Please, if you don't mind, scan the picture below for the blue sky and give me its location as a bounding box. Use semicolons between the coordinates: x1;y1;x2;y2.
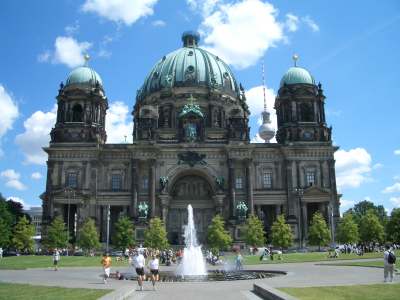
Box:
0;0;399;214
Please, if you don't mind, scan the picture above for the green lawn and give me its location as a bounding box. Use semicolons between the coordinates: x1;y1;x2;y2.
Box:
280;283;400;300
0;282;111;300
230;251;398;265
0;255;129;270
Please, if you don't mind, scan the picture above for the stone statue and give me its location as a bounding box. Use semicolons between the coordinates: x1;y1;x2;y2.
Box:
159;176;169;192
215;176;224;190
184;122;197;142
138;202;149;219
236;201;248;221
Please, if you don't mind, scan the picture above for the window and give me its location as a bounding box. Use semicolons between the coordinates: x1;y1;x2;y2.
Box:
306;171;315;186
235;177;243;189
263;171;272;189
72;104;83;122
66;172;78;188
142;177;149;190
111;174;122;191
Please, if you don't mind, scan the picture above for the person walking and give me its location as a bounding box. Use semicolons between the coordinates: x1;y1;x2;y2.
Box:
384;245;396;282
148;254;159;291
132;250;146;291
53;248;60;271
235;251;243;271
0;247;3;259
101;253;112;284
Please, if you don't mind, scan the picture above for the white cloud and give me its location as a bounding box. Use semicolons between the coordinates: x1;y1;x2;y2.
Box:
1;169;27;191
15;105;57;165
82;0;159;26
245;85;277;143
39;37;92;68
372;163;383;169
106;101;133;143
37;51;51;63
390;197;400;207
187;0;220;16
334;148;372;189
31;172;42;180
340;199;355;208
394;149;400;155
382;182;400;194
53;36;92;68
0;85;19;154
65;21;80;36
151;19;166;27
200;0;284;69
285;13;299;32
302;16;319;32
6;196;32;210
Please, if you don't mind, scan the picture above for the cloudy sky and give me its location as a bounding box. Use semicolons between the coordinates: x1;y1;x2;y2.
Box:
0;0;399;213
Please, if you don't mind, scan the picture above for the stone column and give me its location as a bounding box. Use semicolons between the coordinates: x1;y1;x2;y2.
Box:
275;204;282;217
130;159;138;218
245;159;254;214
228;159;236;217
149;160;156;218
160;195;170;225
301;202;308;242
213;194;225;215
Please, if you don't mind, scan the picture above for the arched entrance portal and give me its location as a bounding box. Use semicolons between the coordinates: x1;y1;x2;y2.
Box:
167;175;215;245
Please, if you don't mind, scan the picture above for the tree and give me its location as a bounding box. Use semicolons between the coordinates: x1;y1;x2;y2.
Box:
270;214;293;249
345;200;387;226
336;213;359;245
11;215;35;253
308;212;331;251
144;217;169;249
113;216;135;250
77;218;100;254
6;199;31;224
386;208;400;244
359;209;384;244
43;216;69;250
244;214;266;247
207;214;232;253
0;196;13;247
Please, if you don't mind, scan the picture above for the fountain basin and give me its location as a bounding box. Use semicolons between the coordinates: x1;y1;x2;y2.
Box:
121;270;286;282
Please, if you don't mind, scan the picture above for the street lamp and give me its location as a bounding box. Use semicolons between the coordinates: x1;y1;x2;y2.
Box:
294;188;304;249
328;203;335;247
64;187;75;256
106;205;110;253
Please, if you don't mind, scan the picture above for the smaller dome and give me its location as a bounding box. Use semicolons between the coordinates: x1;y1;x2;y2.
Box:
65;66;103;87
280;67;315;87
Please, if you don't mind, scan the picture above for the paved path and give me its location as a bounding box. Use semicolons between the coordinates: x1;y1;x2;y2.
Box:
0;259;396;300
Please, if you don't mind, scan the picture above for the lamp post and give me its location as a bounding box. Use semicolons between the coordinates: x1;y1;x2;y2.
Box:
106;205;110;253
294;188;304;249
328;203;335;247
64;187;75;256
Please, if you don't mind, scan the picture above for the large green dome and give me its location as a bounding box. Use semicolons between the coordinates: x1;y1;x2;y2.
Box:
280;66;315;87
65;66;103;87
137;32;239;100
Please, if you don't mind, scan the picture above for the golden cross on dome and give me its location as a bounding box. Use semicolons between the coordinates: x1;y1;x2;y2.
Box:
292;54;299;67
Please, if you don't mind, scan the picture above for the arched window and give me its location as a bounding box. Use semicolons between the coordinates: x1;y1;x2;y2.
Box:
300;103;314;122
72;104;83;122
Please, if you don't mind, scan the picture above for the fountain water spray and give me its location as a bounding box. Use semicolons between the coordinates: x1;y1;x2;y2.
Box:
177;204;207;276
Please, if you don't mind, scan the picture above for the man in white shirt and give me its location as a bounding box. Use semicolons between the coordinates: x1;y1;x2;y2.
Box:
132;250;146;291
148;254;159;291
53;248;60;271
383;245;396;282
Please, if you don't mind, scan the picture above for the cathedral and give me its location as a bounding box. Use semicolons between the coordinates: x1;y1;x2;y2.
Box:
41;31;340;247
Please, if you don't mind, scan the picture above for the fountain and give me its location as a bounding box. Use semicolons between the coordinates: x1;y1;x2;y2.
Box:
177;204;207;276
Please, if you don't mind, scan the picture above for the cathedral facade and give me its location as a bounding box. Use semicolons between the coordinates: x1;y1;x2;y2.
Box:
41;32;340;246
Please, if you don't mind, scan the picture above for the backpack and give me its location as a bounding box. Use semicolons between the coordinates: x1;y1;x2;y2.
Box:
388;251;396;264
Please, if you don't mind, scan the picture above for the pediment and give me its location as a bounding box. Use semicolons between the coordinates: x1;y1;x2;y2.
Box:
303;185;330;196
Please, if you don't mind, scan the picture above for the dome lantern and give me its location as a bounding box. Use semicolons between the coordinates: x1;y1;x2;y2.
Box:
182;31;200;47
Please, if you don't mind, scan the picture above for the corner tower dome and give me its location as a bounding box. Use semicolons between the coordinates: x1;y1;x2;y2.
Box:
65;56;103;88
280;54;315;87
137;31;240;101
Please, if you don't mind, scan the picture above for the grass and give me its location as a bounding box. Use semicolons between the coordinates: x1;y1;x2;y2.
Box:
231;251;399;265
279;283;400;300
0;255;130;270
0;282;111;300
